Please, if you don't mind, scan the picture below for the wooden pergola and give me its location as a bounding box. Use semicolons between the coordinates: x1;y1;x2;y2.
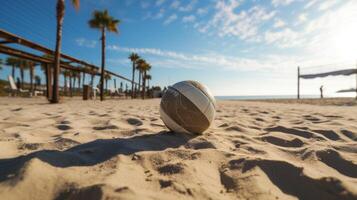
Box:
0;29;139;98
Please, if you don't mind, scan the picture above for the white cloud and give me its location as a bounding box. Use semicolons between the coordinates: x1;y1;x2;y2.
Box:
155;0;165;7
209;1;276;41
182;15;196;23
197;7;209;16
107;45;306;72
178;0;197;12
163;14;178;25
264;28;303;48
75;38;97;48
170;0;180;9
304;0;319;9
318;0;338;11
271;0;295;7
273;18;286;28
297;13;308;24
140;1;150;9
153;8;165;19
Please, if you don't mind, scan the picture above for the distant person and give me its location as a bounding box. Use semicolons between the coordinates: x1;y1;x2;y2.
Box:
320;85;324;99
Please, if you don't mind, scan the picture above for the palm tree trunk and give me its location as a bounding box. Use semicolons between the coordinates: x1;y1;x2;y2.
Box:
12;65;15;78
138;71;141;98
90;74;94;88
69;76;73;97
64;75;67;95
131;62;135;99
82;72;86;85
44;64;49;98
51;0;65;103
20;68;24;89
73;76;77;95
78;74;81;90
100;27;106;101
46;64;52;99
30;67;34;93
142;71;146;99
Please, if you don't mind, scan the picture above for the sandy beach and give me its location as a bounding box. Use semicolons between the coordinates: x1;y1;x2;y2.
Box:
0;97;356;200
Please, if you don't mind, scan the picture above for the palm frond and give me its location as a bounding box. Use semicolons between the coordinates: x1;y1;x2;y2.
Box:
71;0;80;10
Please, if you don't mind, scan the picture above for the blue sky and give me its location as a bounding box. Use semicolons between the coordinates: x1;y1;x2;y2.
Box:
0;0;356;96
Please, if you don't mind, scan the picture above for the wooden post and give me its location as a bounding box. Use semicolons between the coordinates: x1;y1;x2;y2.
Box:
297;66;300;99
47;64;52;100
355;61;357;100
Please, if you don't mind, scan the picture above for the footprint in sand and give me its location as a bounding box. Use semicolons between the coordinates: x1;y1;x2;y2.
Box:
225;125;245;132
312;129;341;141
316;149;357;178
126;118;143;126
340;129;357;141
18;143;41;150
53;137;80;150
219;169;237;192
55;184;103;200
218;123;229;128
228;158;357;199
157;163;184;175
255;117;265;122
56;120;72;131
260;136;304;148
11;107;23;112
93;124;118;130
159;179;172;188
185;137;216;150
265;126;313;139
57;124;72;131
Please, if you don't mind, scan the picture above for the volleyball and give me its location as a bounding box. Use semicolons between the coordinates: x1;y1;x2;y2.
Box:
160;80;216;134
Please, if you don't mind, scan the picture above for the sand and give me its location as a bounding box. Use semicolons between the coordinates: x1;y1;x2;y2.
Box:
0;97;356;200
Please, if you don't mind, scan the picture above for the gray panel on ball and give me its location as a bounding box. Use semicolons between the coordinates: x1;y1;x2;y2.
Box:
172;81;215;123
185;80;216;108
160;86;210;134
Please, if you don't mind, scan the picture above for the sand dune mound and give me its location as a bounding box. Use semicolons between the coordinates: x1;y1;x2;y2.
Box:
0;98;356;200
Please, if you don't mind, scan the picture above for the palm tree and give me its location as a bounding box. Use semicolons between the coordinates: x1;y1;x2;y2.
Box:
90;67;98;88
18;59;28;89
0;58;3;74
136;58;145;98
76;70;82;90
104;73;111;91
28;61;36;93
6;57;18;78
61;69;70;95
71;71;80;96
82;65;90;85
129;53;139;98
34;75;41;91
41;54;54;99
51;0;80;103
69;71;73;97
141;63;151;99
145;74;152;89
88;9;120;101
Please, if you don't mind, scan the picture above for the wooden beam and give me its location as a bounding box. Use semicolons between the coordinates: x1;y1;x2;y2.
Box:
0;44;84;73
0;40;14;44
0;29;140;86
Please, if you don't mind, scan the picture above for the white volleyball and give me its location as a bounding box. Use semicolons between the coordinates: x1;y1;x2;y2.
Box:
160;80;216;134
